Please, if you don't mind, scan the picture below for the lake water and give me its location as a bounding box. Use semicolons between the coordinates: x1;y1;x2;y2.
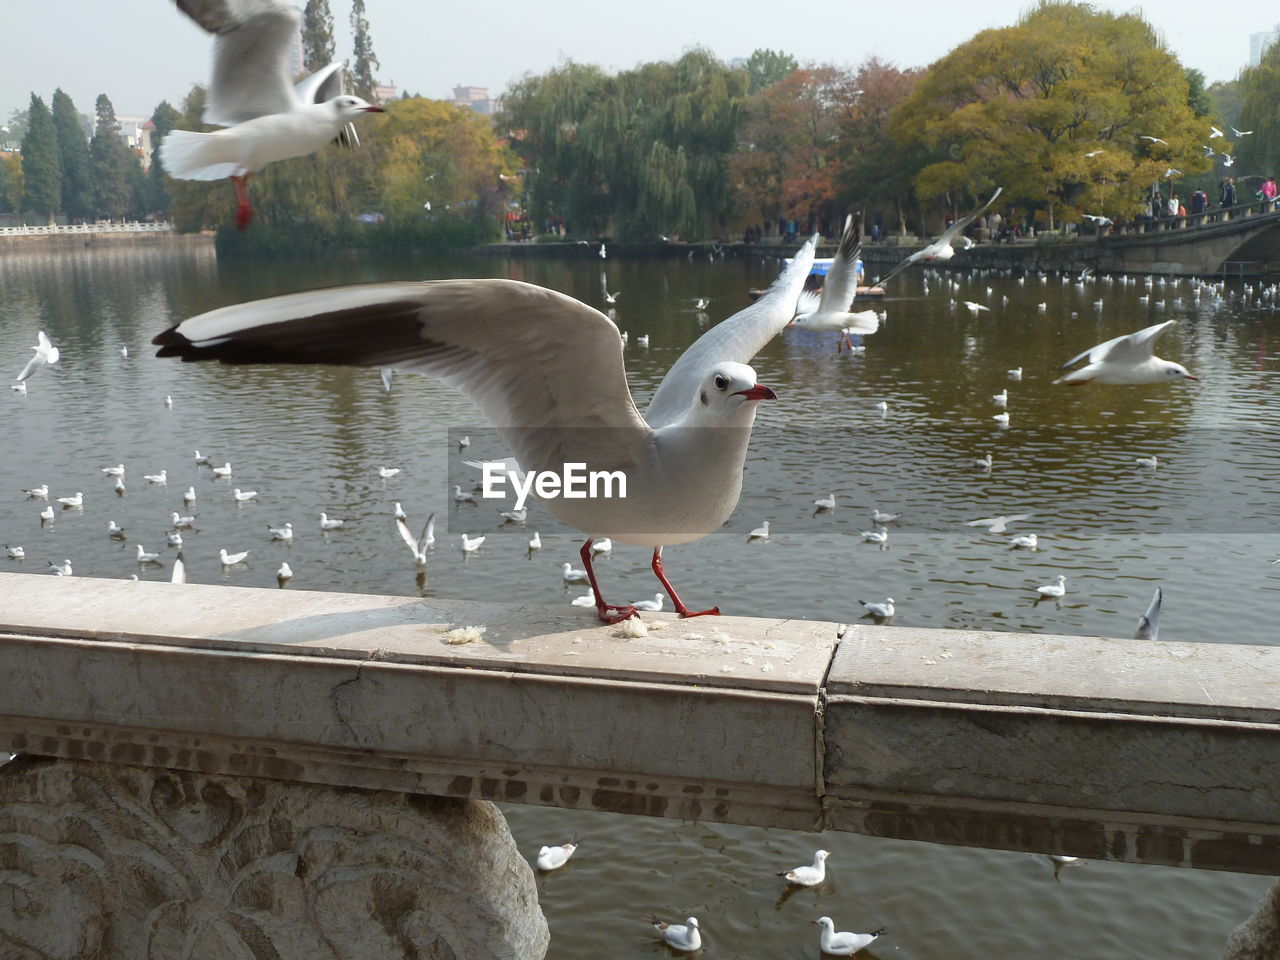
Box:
1;242;1276;957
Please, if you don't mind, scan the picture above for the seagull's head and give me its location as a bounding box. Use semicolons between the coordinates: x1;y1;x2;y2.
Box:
813;917;834;927
816;849;831;860
1162;361;1197;381
685;918;699;929
695;362;776;422
331;95;384;118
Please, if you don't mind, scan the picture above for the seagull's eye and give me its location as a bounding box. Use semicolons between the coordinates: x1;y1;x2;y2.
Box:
714;375;728;391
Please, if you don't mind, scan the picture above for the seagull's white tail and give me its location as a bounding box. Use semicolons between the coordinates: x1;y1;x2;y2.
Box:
158;130;240;181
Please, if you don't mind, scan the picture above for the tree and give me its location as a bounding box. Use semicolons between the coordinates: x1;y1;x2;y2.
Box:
1185;68;1212;117
1240;44;1280;176
0;153;23;214
301;0;336;73
1207;79;1243;138
20;94;59;224
744;48;798;93
143;100;183;215
51;89;93;220
89;93;137;219
349;0;380;101
888;2;1212;228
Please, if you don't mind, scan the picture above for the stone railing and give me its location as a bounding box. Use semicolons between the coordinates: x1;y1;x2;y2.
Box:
0;221;173;237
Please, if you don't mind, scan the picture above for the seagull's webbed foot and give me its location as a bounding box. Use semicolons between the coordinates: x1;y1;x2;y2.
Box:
231;175;253;231
650;547;721;619
596;603;639;624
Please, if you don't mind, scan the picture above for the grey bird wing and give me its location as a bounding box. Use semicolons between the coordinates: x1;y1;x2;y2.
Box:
936;186;1004;247
817;215;863;315
176;0;301;125
295;62;359;147
1062;320;1175;368
154;280;653;476
1134;587;1162;641
645;234;817;427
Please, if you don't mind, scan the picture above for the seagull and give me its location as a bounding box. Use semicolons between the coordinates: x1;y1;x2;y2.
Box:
648;916;700;953
460;533;485;553
874;400;888;414
500;506;527;524
569;591;595;606
860;598;895;618
967;514;1031;533
779;849;830;886
528;531;542;551
164;395;174;409
632;593;664;612
378;466;402;479
171;511;196;528
1082;214;1113;227
1083;150;1104;158
22;484;48;499
101;464;125;477
1037;574;1067;598
11;382;25;394
561;562;589;584
107;520;126;539
212;462;233;477
992;412;1010;426
813;918;886;957
183;486;197;504
635;333;650;348
171;552;186;583
600;272;620;304
39;505;55;522
453;484;475;504
48;559;73;577
1164;168;1182;178
166;531;183;547
1009;533;1038;550
232;488;258;502
813;494;837;512
268;521;293;540
220;548;250;566
1202;144;1216;157
194;450;211;465
16;331;60;382
1221;153;1234;168
277;560;293;585
153;234;821;623
973;453;993;469
1209;126;1224;139
861;527;888;544
159;0;383;229
871;508;898;523
319;512;345;530
112;475;125;493
788;215;874;350
1007;367;1022;380
748;520;771;542
878;188;1003;286
962;301;990;314
135;544;161;564
1139;135;1169;145
536;839;579;871
693;297;710;310
992;389;1008;407
143;469;168;485
56;492;84;508
393;502;408;520
396;512;435;566
590;537;612;556
120;345;129;358
1135;455;1159;468
458;435;470;450
1135;587;1162;641
5;546;25;559
598;243;606;260
1054;320;1196;385
1232;127;1253;137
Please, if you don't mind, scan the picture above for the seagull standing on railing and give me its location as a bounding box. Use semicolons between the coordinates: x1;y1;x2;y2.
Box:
159;0;384;230
155;238;817;623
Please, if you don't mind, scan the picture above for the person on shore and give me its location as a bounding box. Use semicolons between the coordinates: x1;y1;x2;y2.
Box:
1220;178;1237;220
1262;176;1278;212
1190;188;1207;225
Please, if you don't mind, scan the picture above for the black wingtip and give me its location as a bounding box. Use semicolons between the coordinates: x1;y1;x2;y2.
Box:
152;324;203;360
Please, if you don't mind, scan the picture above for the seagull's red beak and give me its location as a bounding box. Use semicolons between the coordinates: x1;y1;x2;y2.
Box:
362;106;385;113
734;384;777;401
1185;373;1199;380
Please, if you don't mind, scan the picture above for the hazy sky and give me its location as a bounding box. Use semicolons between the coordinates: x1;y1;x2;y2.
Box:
2;0;1272;121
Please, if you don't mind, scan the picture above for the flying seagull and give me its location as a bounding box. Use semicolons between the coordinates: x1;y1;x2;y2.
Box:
1135;587;1162;641
877;188;1003;287
16;331;60;382
1209;126;1224;139
1054;320;1197;385
1139;135;1168;145
1232;127;1253;137
154;236;820;623
160;0;384;229
788;214;873;350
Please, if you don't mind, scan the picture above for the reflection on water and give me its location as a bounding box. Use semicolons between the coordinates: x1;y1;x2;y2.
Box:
1;243;1276;957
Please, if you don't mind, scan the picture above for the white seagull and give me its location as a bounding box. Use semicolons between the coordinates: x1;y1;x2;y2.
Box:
171;511;197;528
194;450;211;465
648;916;700;953
877;188;1003;286
860;598;895;618
813;917;886;957
136;544;161;564
220;547;250;566
813;494;837;512
153;234;821;623
973;453;993;469
16;331;60;382
1209;126;1224;139
1232;127;1253;137
183;486;197;504
561;562;589;584
460;533;485;553
107;520;126;539
268;521;293;540
23;484;49;499
779;849;830;886
5;546;25;559
49;559;73;577
56;492;84;508
861;527;889;544
1037;574;1068;598
159;0;383;229
1009;533;1038;550
1135;587;1162;641
232;488;258;502
528;531;542;551
1007;367;1023;380
1135;455;1159;468
600;272;620;304
871;508;899;523
1054;320;1196;385
748;520;771;541
396;512;435;566
166;531;183;547
319;512;345;530
590;537;612;556
212;462;233;477
535;839;578;871
143;469;168;485
39;505;55;522
379;466;402;479
277;560;293;585
992;389;1008;407
1139;135;1169;145
632;593;664;612
101;464;125;477
788;215;874;350
967;514;1030;533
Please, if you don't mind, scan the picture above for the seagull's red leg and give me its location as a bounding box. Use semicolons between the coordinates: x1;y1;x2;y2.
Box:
232;174;253;231
651;546;720;618
581;539;637;624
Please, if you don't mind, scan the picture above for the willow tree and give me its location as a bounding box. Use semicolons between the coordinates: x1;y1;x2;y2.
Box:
889;2;1211;227
499;49;746;239
1240;44;1280;176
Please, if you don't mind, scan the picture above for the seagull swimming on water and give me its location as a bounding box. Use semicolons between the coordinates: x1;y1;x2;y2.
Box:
1055;320;1196;385
159;0;384;229
779;849;830;886
535;839;578;871
813;917;886;957
153;234;821;624
648;916;700;952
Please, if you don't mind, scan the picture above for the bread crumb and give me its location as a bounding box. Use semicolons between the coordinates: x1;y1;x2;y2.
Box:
620;616;648;638
443;625;486;645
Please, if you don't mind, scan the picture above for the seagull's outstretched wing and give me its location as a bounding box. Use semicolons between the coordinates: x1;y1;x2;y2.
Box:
15;352;44;382
937;186;1003;247
1060;320;1175;369
645;235;817;427
154;279;652;474
1135;587;1162;641
176;0;300;125
295;61;360;148
818;215;862;315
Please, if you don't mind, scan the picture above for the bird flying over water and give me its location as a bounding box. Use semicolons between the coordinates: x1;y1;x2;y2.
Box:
877;188;1003;287
16;331;59;382
789;215;873;350
1054;320;1196;385
160;0;384;229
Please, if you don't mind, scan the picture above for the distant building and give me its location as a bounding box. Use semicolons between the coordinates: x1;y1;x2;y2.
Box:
450;86;497;116
374;83;399;104
1250;25;1280;65
116;116;155;169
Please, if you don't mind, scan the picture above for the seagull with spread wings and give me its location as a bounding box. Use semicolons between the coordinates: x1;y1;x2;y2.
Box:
159;0;384;229
876;188;1002;287
787;215;873;350
1054;320;1197;385
156;237;819;623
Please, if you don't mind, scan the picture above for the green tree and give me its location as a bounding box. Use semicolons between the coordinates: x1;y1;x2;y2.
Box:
889;2;1211;228
301;0;336;72
349;0;380;101
1240;44;1280;175
1207;79;1243;137
20;94;60;224
0;153;22;214
143;100;183;215
51;89;93;220
744;48;798;93
1185;69;1212;117
89;93;137;219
